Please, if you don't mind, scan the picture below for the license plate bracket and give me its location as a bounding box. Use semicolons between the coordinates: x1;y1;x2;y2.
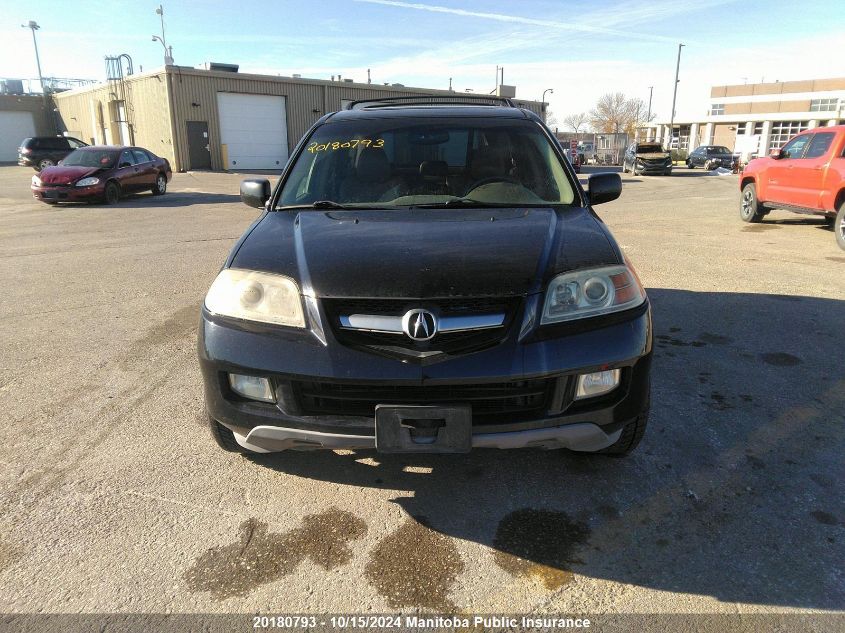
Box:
375;405;471;453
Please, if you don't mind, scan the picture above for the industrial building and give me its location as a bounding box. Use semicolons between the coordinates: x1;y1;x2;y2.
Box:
645;76;845;156
1;65;541;171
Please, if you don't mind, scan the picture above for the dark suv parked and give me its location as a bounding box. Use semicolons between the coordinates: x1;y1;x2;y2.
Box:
18;136;88;171
687;145;737;170
198;96;653;457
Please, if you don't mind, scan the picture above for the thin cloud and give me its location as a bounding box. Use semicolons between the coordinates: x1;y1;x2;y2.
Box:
355;0;683;43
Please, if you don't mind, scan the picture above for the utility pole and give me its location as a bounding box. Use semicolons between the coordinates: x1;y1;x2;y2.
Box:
646;86;653;121
668;43;684;149
21;21;45;101
152;5;173;65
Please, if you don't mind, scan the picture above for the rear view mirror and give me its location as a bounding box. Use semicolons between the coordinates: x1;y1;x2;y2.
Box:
587;172;622;206
769;148;784;159
240;178;271;209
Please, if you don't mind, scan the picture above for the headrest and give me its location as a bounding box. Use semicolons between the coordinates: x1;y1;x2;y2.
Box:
355;149;390;181
419;160;449;179
469;146;510;180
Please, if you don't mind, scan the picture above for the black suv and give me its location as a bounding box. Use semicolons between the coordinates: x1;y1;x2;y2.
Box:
198;96;652;457
686;145;737;170
18;136;88;171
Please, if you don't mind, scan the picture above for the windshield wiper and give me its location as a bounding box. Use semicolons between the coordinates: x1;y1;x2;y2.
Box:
276;200;400;211
411;198;506;208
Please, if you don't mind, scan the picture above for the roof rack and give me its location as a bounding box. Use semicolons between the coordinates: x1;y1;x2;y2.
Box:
346;94;517;110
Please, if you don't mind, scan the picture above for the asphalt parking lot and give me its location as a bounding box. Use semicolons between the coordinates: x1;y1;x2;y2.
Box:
0;164;842;622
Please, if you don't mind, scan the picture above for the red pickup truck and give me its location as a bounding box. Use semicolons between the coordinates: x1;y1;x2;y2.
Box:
739;125;845;250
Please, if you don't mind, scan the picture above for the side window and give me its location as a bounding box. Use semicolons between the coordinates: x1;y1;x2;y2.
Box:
68;138;85;149
780;135;810;159
118;150;136;167
804;133;835;159
132;149;151;164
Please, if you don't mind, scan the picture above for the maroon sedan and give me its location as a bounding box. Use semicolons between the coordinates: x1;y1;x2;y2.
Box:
31;146;171;204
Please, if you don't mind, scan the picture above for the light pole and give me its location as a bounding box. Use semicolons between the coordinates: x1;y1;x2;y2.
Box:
668;43;684;149
21;21;45;98
152;5;173;65
542;88;553;122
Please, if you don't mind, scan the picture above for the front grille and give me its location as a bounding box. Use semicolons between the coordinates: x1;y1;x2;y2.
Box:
292;378;554;425
322;297;521;359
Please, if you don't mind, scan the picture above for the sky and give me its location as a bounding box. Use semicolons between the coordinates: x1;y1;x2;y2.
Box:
2;0;845;127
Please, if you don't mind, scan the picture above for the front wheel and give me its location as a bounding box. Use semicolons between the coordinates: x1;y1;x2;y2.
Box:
208;416;252;454
37;158;55;171
740;183;765;223
835;202;845;251
152;173;167;195
103;181;120;205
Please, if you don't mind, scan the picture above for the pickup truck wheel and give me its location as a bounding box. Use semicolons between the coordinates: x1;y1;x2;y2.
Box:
836;203;845;251
740;183;765;223
208;415;253;454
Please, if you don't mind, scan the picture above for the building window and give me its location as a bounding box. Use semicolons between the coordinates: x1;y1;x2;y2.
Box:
769;121;809;150
710;104;725;115
753;122;763;135
809;98;839;112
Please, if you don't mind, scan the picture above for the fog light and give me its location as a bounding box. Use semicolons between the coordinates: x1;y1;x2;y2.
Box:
228;373;274;402
575;369;621;399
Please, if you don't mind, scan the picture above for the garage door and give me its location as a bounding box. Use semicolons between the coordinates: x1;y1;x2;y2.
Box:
0;111;36;162
216;93;288;170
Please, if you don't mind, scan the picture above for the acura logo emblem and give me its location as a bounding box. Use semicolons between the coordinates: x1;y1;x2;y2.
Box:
402;309;437;341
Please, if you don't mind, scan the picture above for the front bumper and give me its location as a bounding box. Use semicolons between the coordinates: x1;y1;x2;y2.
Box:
199;299;652;452
635;161;672;174
31;184;104;203
18;157;35;167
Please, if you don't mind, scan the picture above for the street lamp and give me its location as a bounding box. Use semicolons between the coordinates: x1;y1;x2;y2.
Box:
668;43;684;149
152;5;174;65
542;88;553;122
21;20;45;97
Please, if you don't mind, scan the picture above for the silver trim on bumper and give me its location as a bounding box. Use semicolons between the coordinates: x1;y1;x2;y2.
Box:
231;422;621;453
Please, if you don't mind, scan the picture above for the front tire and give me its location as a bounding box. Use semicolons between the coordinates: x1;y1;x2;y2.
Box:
574;392;650;457
152;173;167;195
835;202;845;251
103;181;120;205
38;159;55;171
208;416;252;454
740;183;765;223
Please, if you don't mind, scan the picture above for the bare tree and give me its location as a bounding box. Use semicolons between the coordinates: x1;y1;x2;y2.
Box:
589;92;631;134
563;112;589;135
589;93;657;136
544;109;558;128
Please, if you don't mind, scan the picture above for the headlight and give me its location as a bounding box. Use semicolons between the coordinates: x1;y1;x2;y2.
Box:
75;177;100;187
31;175;41;187
541;265;645;324
204;268;305;327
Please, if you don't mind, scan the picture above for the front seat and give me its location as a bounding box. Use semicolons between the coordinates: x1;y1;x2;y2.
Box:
339;149;395;203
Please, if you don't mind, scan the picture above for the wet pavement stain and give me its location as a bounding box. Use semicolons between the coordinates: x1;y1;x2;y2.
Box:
745;455;766;470
810;511;838;526
0;540;23;573
365;516;464;611
493;509;591;590
760;352;802;367
184;508;367;600
698;332;734;345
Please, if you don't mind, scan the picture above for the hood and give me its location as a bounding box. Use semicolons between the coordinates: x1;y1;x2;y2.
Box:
636;151;671;160
231;207;620;298
38;166;99;185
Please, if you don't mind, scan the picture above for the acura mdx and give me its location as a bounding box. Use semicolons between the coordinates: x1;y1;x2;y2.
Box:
198;96;652;457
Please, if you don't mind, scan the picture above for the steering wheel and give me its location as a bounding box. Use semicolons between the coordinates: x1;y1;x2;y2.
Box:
463;176;522;194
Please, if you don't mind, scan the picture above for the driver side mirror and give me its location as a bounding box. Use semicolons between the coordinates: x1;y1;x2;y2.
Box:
769;148;785;159
587;172;622;206
240;178;271;209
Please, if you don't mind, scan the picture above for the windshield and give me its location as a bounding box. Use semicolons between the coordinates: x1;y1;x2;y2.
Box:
62;149;119;168
709;146;731;154
637;143;665;153
278;119;576;208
